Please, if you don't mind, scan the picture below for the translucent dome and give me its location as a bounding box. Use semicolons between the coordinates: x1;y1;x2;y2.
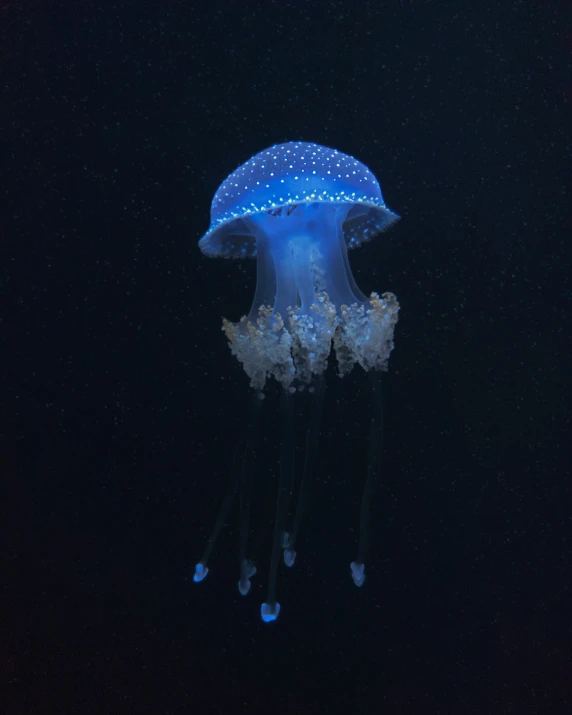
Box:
199;141;400;259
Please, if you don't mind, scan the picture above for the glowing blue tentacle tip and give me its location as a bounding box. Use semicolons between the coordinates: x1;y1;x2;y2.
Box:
261;602;281;623
238;579;251;596
194;562;208;583
283;549;296;567
238;560;257;596
350;561;365;588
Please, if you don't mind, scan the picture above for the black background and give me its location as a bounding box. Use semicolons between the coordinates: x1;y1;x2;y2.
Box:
2;0;571;713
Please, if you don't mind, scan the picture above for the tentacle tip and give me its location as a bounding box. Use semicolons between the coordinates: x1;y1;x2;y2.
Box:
350;561;365;588
238;560;257;595
283;549;297;567
194;562;209;583
238;578;252;596
261;602;281;623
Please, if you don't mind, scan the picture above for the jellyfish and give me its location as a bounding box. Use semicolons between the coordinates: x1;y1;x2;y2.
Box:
193;141;400;622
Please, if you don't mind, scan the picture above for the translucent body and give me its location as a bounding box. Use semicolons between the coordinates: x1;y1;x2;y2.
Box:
195;142;400;622
200;142;399;391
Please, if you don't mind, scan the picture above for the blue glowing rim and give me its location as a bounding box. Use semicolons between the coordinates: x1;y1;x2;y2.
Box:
198;198;400;259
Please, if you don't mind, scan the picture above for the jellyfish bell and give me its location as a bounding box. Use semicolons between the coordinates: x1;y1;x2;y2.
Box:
194;141;400;622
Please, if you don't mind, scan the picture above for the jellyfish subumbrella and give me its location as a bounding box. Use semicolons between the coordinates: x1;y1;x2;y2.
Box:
194;141;400;622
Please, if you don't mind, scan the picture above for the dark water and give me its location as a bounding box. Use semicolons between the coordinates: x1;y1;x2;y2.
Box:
2;0;570;713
